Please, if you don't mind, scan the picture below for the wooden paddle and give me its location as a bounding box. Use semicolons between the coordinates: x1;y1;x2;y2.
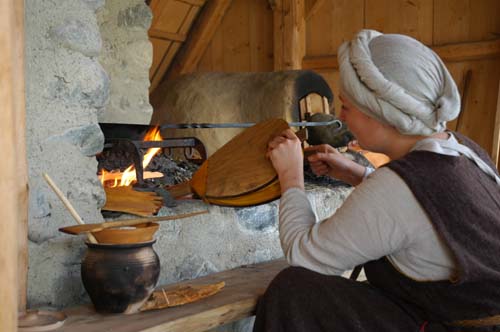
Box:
166;118;293;206
59;210;208;235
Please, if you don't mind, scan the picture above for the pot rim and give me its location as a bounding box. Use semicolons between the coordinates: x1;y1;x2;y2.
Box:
85;240;156;249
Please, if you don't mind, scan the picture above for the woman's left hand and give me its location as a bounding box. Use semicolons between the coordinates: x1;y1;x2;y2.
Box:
267;129;304;192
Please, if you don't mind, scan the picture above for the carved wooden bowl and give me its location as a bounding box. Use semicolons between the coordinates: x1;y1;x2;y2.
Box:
91;222;159;244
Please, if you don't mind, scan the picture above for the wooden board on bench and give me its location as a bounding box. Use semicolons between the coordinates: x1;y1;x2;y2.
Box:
58;259;288;332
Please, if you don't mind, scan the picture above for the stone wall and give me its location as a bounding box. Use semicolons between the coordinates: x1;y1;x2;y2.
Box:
25;0;108;308
24;3;352;332
97;0;153;124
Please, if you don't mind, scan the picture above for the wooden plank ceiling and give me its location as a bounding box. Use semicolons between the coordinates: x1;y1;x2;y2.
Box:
148;0;232;93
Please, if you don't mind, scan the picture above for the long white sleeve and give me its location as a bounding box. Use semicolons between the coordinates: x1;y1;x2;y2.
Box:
279;167;457;281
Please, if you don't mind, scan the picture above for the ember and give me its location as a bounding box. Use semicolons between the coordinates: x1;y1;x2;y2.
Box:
98;127;163;187
97;126;200;189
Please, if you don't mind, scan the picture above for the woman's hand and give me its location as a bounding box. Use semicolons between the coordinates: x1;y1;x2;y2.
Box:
304;144;367;186
267;129;304;193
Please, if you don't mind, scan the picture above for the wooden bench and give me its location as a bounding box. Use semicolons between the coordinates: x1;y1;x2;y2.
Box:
58;259;288;332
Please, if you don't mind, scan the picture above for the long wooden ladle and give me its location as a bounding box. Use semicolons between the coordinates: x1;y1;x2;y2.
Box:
59;210;208;235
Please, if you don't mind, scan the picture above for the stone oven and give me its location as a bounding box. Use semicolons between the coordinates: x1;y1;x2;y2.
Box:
24;0;352;330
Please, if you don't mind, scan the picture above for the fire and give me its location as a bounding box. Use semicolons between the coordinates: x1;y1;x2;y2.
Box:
99;127;163;187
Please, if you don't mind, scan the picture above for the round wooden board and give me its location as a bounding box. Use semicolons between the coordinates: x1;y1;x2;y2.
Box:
203;118;289;198
18;310;66;332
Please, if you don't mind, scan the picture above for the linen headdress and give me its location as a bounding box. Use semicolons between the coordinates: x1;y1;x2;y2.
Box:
338;29;461;136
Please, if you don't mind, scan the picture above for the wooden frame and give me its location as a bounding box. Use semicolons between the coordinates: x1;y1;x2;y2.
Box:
0;0;27;330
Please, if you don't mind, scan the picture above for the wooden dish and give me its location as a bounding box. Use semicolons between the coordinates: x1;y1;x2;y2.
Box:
18;310;66;331
91;222;159;244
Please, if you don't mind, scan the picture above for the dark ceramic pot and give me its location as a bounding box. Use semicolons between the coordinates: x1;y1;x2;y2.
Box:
81;240;160;314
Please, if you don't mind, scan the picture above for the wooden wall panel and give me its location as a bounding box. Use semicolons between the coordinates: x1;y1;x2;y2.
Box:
306;0;364;56
434;0;500;44
151;0;500;163
197;0;273;72
249;0;274;71
364;0;433;44
446;60;500;153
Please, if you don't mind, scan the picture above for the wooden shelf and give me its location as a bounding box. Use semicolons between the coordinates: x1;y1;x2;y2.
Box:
57;259;288;332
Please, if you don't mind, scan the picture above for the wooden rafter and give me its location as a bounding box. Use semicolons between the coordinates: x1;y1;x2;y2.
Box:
305;0;325;21
163;0;233;82
302;39;500;70
149;28;187;42
272;0;306;71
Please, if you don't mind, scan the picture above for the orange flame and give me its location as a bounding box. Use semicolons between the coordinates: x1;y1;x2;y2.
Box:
99;127;163;187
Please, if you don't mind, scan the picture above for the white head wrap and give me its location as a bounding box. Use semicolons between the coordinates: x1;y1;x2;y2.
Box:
338;30;461;136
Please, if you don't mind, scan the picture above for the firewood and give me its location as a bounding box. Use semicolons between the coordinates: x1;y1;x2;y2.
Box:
103;186;163;217
139;282;225;311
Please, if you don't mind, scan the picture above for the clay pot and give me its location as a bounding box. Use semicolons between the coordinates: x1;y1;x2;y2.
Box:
91;222;159;244
81;241;160;314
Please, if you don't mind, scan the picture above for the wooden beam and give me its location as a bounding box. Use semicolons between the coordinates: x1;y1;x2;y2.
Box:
0;0;25;330
302;39;500;70
164;0;233;82
302;54;339;71
177;0;206;6
149;29;187;42
492;80;500;167
273;0;306;71
305;0;325;21
433;39;500;63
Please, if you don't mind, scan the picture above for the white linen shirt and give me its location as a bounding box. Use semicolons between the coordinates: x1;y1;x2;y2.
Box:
279;134;463;281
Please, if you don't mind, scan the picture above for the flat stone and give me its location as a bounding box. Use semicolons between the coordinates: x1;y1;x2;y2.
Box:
118;3;152;29
235;203;279;233
81;0;105;11
55;124;105;156
49;57;110;109
29;187;52;219
50;19;102;57
175;255;218;281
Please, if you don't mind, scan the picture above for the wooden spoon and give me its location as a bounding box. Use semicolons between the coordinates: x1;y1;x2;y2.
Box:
59;210;208;235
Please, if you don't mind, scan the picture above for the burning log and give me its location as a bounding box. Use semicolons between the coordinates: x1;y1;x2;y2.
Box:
99;171;163;186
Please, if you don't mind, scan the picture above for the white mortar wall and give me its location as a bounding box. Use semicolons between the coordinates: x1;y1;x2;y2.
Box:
25;0;108;308
97;0;153;124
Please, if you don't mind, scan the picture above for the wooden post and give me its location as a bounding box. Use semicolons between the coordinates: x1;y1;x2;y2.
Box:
0;0;26;330
14;0;29;314
272;0;306;71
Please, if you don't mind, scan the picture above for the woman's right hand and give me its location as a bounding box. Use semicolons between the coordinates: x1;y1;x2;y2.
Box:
304;144;367;186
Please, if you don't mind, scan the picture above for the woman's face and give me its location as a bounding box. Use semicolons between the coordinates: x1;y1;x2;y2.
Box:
339;94;386;151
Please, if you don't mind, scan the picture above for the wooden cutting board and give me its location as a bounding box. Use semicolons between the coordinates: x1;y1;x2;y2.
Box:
190;118;289;200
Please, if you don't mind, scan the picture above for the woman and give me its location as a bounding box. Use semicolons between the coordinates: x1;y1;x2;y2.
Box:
253;30;500;332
